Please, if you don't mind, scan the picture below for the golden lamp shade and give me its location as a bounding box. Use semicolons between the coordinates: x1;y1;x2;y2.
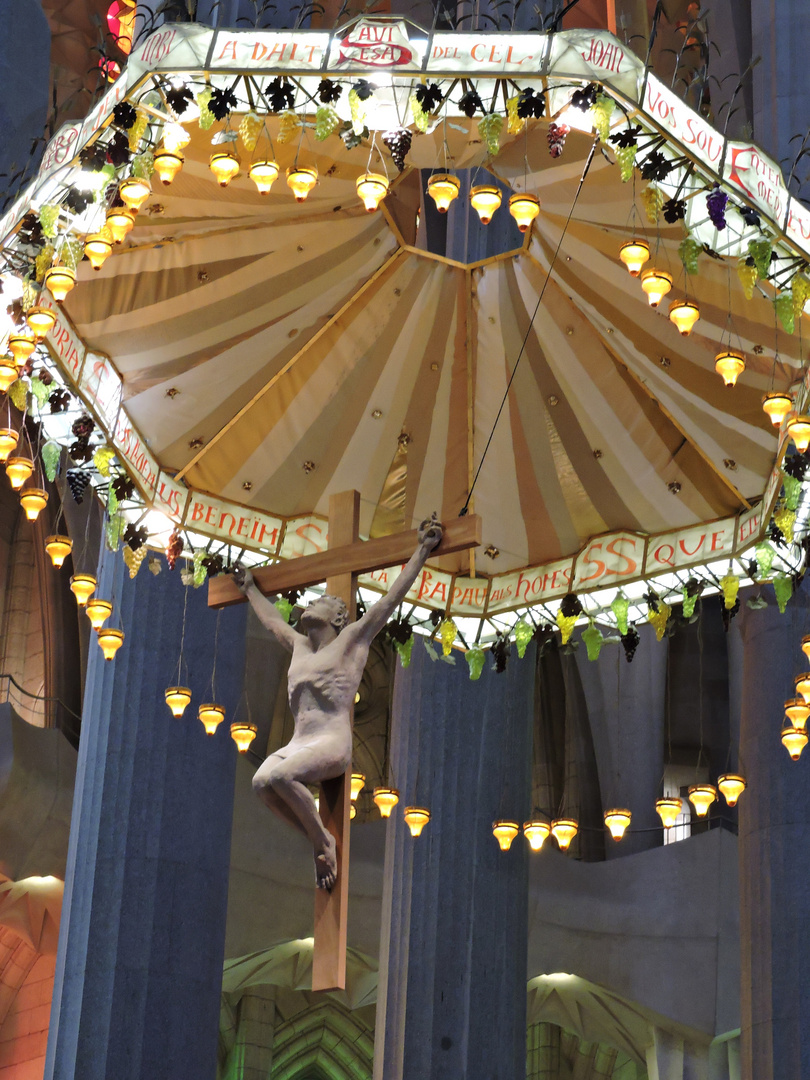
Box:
154;145;184;185
618;239;650;277
84;231;114;271
45;534;72;568
714;349;745;387
373;787;399;818
26;306;56;339
604;808;632;841
762;392;793;428
655;797;682;828
199;703;225;735
210;151;241;187
787;415;810;453
784;697;810;729
20;487;48;521
356;172;390;212
106;207;136;244
509;192;540;232
492;820;520;851
717;774;746;807
523;820;551;852
668;299;700;336
165;686;192;718
403;806;430;837
795;673;810;703
6;456;34;490
119;175;151;210
803;635;810;663
0;429;17;462
286;164;318;202
427;172;460;214
249;159;280;195
551;818;578;851
350;772;365;801
350;803;356;820
687;784;716;817
43;265;76;304
69;573;97;605
782;725;808;761
470;184;502;224
0;357;19;394
97;627;124;661
230;722;258;753
7;334;35;364
640;268;672;307
85;598;112;630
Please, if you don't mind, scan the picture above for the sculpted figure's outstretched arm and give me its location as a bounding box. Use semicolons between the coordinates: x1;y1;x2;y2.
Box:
233;567;298;653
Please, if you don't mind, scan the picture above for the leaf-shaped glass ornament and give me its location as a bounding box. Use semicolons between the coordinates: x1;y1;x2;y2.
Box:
38;205;60;238
773;506;796;543
9;379;28;412
719;572;740;610
682;578;704;618
93;445;115;477
773;573;793;614
106;512;125;551
466;644;486;680
590;93;614;141
748;237;773;279
35;245;55;282
478;113;503;157
192;549;207;587
29;377;49;408
513;619;533;659
641;184;665;224
615;144;637;182
581;622;604;661
755;541;776;577
610;592;630;636
791;274;810;322
409;92;430;134
274;596;293;623
107;481;118;517
314;105;340;141
277;111;302;144
737;258;757;300
239;111;263;151
127;110;148;153
395;634;414;667
60;238;84;273
506;96;525;135
556;610;577;644
123;543;147;579
41;440;61;482
197;88;215;130
439;618;457;656
648;601;671;642
678;235;700;276
775;292;795;334
349;88;370;135
132;151;155;180
783;474;802;511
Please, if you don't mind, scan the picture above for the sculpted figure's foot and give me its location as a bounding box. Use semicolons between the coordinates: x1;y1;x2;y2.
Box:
315;833;337;891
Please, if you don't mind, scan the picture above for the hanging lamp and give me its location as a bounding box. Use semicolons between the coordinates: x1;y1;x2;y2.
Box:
551;818;578;850
26;306;56;339
509;192;540;232
84;598;113;630
787;415;810;453
84;230;114;271
19;487;48;521
373;787;399;817
782;725;808;760
45;534;72;567
249;159;280;195
655;796;682;828
794;673;810;703
523;819;551;851
199;703;225;735
619;239;650;277
687;784;716;817
640;269;672;307
669;299;700;336
0;430;16;462
230;722;257;753
784;697;810;729
356;172;389;212
470;184;502;224
165;686;192;718
106;207;136;243
604;808;632;841
762;392;793;427
7;334;35;365
97;628;124;660
715;349;745;387
210;150;241;187
802;635;810;663
42;265;76;304
350;772;365;801
492;820;520;851
286;164;318;202
153;145;184;185
0;357;19;393
119;175;151;210
717;774;746;807
403;806;430;837
6;456;34;490
69;573;96;605
427;173;460;214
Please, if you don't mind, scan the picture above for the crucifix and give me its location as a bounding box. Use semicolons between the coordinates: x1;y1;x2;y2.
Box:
209;491;481;991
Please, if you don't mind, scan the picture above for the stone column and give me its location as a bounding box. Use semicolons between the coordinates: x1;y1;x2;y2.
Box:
224;987;275;1080
44;550;246;1080
373;638;534;1080
730;583;810;1080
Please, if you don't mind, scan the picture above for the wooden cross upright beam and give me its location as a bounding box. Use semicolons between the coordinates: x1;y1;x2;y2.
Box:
209;492;481;992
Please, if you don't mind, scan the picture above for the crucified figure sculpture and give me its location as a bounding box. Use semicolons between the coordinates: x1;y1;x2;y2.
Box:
234;514;443;890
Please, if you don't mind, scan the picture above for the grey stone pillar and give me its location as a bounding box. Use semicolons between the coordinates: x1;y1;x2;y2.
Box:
44;549;246;1080
374;638;534;1080
0;0;50;188
730;583;810;1080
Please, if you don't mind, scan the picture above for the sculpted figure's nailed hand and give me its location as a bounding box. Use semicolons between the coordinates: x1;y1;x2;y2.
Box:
236;514;443;890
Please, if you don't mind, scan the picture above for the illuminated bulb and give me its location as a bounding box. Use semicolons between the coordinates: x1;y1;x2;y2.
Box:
106;207;136;243
655;797;682;828
0;356;19;393
762;392;793;427
782;725;808;761
19;487;48;521
286;165;318;202
717;774;746;807
373;787;399;817
523;820;551;851
26;306;56;339
492;820;520;851
508;192;540;232
45;534;72;567
803;635;810;662
153;145;184;185
199;703;225;735
165;686;191;718
427;172;460;214
210;151;241;187
6;456;33;490
714;349;745;387
795;672;810;704
119;175;151;210
470;184;502;224
97;627;124;661
85;598;112;630
604;808;632;841
7;334;35;364
350;803;356;819
43;265;76;304
84;230;114;270
356;172;389;212
619;239;650;276
551;818;578;851
249;159;279;195
787;415;810;453
403;806;430;837
230;722;257;753
669;299;700;336
162;123;190;152
784;697;810;730
640;269;672;308
687;784;716;817
0;430;17;462
350;772;365;801
70;573;96;605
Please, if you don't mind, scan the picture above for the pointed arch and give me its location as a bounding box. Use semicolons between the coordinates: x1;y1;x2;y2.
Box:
270;1000;373;1080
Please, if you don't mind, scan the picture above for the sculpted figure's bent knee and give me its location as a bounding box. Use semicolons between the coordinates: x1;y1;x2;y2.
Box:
234;514;443;890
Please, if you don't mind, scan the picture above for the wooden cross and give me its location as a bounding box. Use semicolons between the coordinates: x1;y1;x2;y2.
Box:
209;491;481;991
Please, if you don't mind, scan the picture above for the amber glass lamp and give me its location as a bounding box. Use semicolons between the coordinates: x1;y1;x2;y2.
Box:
154;145;184;185
604;808;632;841
619;239;650;277
85;598;112;630
655;797;682;828
97;627;124;660
687;784;716;817
669;299;700;336
373;787;399;817
45;534;72;567
0;356;19;393
492;820;520;851
762;392;792;427
7;334;35;365
523;820;551;851
717;774;746;807
470;184;502;224
784;697;810;729
26;306;56;339
509;192;540;232
249;160;280;195
106;207;136;243
119;175;151;210
403;806;430;837
427;173;460;214
230;722;257;753
6;456;34;490
210;151;241;187
802;635;810;663
350;772;365;801
19;487;48;521
286;165;318;202
640;269;672;308
798;673;810;704
782;724;808;761
551;818;578;851
165;686;192;718
69;573;96;605
787;415;810;453
356;172;389;212
715;350;745;387
43;265;76;304
84;230;114;271
199;703;225;735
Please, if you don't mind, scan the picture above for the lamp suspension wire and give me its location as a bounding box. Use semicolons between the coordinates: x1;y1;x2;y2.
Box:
459;137;598;516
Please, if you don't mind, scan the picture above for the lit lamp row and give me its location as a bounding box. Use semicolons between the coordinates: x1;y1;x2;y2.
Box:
67;572;125;660
493;817;581;852
654;774;746;828
429;175;541;233
781;675;810;760
349;771;430;834
618;241;700;337
0;357;50;522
